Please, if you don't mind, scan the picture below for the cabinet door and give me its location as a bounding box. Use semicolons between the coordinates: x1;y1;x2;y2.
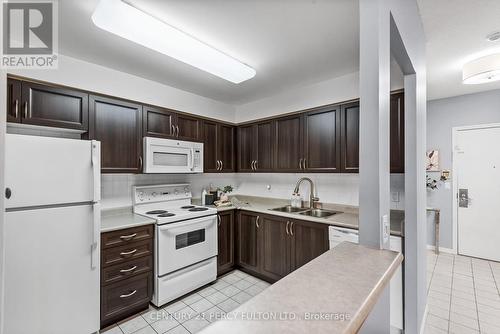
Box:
290;219;329;271
340;102;360;173
201;120;219;172
390;92;405;173
89;95;142;173
237;124;256;172
260;215;290;281
21;81;89;131
6;78;21;123
176;114;200;142
217;211;235;276
143;106;174;138
274;115;303;172
218;124;235;172
304;107;341;172
236;211;260;273
255;121;274;172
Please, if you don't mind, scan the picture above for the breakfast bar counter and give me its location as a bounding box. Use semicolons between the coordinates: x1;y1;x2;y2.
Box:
200;242;403;334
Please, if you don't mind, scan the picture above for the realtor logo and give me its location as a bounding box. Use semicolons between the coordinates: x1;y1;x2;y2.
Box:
2;1;58;68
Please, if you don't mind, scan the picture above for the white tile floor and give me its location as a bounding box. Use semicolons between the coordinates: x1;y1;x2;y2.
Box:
102;270;271;334
424;250;500;334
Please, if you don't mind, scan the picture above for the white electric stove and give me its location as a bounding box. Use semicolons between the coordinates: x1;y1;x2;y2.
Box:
133;184;218;307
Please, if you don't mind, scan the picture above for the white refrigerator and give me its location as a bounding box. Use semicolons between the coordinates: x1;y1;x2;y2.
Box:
3;134;101;334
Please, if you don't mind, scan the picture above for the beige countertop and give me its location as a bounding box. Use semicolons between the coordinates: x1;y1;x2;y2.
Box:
195;195;404;236
200;242;403;334
101;208;156;233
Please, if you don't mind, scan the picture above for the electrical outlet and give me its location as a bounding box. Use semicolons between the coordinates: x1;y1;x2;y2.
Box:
391;192;400;202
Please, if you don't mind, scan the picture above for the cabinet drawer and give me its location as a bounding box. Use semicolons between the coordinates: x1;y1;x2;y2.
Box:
102;239;153;268
101;225;154;250
101;272;152;324
102;256;153;286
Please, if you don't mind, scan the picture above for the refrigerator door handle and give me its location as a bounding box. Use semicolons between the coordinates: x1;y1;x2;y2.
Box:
91;141;101;202
91;202;100;269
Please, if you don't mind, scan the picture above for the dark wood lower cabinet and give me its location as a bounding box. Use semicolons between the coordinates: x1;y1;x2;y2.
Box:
101;225;154;329
217;210;235;276
235;211;329;282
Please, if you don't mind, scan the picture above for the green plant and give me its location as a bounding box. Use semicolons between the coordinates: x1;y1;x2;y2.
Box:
223;185;233;194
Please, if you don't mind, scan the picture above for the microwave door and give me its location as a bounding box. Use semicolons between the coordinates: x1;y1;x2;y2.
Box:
147;144;192;173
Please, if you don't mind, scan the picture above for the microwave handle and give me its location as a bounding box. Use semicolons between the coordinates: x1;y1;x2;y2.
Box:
189;148;195;170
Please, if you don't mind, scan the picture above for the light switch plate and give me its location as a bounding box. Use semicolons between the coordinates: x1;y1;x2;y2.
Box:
382;214;389;243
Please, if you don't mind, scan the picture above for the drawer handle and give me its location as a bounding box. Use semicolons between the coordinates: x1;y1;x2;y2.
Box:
120;290;137;298
119;233;137;241
120;249;137;256
120;265;137;274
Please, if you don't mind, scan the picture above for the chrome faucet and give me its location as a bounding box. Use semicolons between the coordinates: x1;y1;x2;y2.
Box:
293;177;319;209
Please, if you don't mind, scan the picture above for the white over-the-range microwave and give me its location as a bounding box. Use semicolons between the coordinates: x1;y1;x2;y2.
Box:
143;137;203;173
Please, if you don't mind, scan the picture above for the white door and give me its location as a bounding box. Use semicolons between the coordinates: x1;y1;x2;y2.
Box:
4;205;100;334
456;125;500;261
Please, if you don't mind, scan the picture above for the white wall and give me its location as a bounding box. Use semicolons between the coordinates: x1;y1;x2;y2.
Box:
235;61;403;123
427;89;500;249
0;69;6;334
8;55;236;123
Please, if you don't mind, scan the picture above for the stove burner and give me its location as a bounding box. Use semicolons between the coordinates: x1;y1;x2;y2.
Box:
146;210;167;215
181;205;195;209
188;207;209;212
158;213;176;217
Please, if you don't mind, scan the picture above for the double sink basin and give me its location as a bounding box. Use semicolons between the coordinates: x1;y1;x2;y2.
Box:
270;205;342;218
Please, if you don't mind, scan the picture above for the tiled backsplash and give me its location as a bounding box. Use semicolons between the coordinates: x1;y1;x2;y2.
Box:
102;173;405;210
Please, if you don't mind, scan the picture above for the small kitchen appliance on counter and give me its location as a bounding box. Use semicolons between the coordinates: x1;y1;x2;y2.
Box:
133;184;218;307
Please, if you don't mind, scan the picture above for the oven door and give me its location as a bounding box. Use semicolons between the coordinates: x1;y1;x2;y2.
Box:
144;137;197;173
157;215;217;275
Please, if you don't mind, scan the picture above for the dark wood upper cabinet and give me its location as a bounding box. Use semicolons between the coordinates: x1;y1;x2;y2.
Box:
217;210;235;276
237;120;273;172
260;215;290;281
202;121;235;173
142;106;175;138
7;78;21;123
236;211;260;273
289;219;329;271
20;81;89;131
340;102;360;173
89;95;142;173
390;92;405;173
175;114;200;142
218;124;235;172
274;115;303;172
304;107;341;172
237;124;256;172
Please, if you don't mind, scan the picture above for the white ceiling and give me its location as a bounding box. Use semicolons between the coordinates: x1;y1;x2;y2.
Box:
418;0;500;101
60;0;359;105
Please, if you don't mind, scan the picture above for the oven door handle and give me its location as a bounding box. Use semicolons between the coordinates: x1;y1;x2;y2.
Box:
158;216;216;233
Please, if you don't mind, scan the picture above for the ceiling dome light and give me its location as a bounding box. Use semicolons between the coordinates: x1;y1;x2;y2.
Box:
486;31;500;42
463;53;500;84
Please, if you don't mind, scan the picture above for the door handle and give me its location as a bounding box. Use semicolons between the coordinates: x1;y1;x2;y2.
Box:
91;141;101;202
171;124;175;136
14;99;19;118
23;101;28;118
217;215;221;227
251;160;254;171
254;160;258;171
120;249;137;256
216;160;220;171
119;233;137;241
255;216;260;228
303;159;307;170
286;221;290;235
120;265;137;274
139;156;143;171
220;160;223;171
299;158;303;170
120;290;137;298
91;203;100;269
176;125;180;137
290;221;294;236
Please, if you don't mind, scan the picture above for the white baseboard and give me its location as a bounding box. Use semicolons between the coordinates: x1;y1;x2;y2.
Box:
419;304;429;334
426;245;456;254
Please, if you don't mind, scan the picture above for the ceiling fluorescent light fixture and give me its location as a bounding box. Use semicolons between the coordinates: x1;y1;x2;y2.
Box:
92;0;256;83
463;53;500;84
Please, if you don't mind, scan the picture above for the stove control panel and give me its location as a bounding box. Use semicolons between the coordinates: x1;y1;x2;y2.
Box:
133;184;191;204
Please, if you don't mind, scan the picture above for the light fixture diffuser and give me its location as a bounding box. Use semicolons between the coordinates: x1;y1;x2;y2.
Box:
463;53;500;84
92;0;256;83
